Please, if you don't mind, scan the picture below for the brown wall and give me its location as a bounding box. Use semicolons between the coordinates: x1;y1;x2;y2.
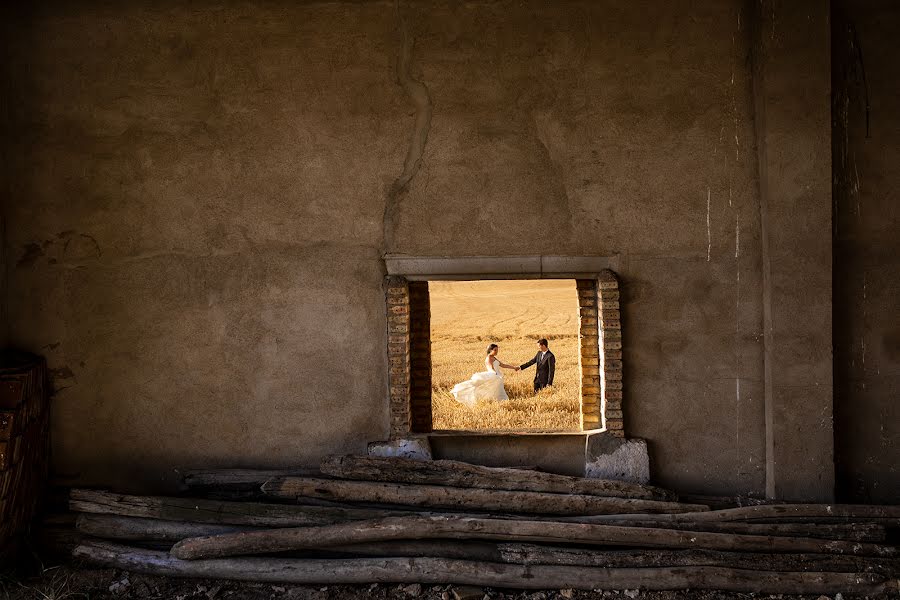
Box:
1;6;10;349
834;0;900;503
752;0;834;502
2;1;841;498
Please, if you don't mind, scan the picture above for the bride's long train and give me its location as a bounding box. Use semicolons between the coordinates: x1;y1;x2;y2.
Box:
451;365;509;406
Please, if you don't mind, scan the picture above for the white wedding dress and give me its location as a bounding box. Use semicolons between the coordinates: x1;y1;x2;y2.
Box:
451;357;509;407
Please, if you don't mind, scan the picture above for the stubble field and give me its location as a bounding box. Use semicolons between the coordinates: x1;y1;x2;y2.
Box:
429;279;581;432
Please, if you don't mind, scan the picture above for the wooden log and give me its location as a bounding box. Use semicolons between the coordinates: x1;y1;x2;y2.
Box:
69;489;636;527
180;468;323;500
39;526;173;555
70;509;886;550
182;464;543;493
169;514;897;561
587;503;900;523
552;518;887;542
326;540;503;562
267;496;384;510
74;541;889;594
75;513;503;562
73;515;501;561
69;489;598;526
497;543;900;575
677;493;773;510
592;515;900;528
76;514;256;542
707;503;900;521
261;477;705;516
319;455;675;501
69;489;411;527
181;468;321;490
719;516;900;526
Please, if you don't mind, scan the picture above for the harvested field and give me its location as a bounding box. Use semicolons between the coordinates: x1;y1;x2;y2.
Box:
429;280;581;432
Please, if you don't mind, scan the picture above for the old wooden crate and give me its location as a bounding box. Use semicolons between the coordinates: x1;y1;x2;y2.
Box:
0;351;49;559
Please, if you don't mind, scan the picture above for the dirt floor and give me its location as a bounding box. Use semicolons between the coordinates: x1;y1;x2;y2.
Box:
1;566;897;600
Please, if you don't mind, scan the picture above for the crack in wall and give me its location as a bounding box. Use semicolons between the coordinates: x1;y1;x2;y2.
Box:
706;187;712;262
20;241;380;270
383;0;432;254
532;115;581;253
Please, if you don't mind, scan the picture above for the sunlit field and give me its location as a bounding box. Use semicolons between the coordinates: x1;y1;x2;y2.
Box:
430;280;581;432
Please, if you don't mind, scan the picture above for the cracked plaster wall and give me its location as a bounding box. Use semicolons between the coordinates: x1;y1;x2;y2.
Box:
391;1;768;496
1;1;839;497
5;2;400;491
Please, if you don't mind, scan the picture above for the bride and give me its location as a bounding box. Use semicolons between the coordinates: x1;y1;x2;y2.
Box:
451;343;520;407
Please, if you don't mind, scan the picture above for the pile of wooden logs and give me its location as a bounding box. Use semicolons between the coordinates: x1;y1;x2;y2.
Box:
55;455;900;594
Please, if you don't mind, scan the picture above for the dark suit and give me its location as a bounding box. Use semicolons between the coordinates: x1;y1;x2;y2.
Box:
520;350;555;392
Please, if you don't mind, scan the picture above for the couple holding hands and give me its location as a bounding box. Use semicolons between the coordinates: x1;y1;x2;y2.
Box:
451;338;555;407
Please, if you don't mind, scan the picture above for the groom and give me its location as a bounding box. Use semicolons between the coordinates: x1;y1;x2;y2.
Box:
520;338;555;392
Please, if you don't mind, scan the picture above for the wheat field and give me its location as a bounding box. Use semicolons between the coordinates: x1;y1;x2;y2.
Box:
429;279;581;432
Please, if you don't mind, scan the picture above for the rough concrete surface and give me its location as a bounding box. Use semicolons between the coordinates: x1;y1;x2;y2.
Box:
430;433;586;478
4;2;400;491
368;437;433;461
751;0;834;502
584;432;649;484
0;1;874;500
833;0;900;503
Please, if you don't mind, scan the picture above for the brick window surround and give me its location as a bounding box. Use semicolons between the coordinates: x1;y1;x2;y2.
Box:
384;262;624;438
